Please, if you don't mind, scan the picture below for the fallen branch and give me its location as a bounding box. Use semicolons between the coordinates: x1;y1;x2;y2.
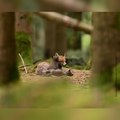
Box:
35;12;93;34
18;53;28;74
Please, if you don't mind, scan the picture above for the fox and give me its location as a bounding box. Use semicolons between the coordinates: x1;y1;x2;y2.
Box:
35;53;73;76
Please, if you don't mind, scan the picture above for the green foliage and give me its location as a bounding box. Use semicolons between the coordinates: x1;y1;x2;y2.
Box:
113;64;120;88
116;13;120;30
85;58;92;70
82;12;92;24
9;66;20;84
17;0;39;10
0;75;120;109
82;34;91;51
91;70;114;91
0;66;19;86
16;32;31;44
0;78;90;108
16;32;32;64
66;28;74;49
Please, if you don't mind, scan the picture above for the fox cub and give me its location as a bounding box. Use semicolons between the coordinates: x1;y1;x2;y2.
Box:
35;53;73;76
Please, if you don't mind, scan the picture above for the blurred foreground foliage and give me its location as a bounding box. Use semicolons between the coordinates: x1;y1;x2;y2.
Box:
0;75;120;120
0;75;120;108
113;63;120;89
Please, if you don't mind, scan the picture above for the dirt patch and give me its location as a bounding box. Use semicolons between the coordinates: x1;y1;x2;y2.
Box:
20;68;91;86
70;69;91;85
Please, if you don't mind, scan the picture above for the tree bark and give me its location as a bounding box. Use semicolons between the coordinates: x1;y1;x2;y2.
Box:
0;1;16;11
44;12;67;58
92;13;120;90
15;12;32;34
44;20;56;58
72;12;82;50
0;12;19;86
107;0;120;11
55;22;67;55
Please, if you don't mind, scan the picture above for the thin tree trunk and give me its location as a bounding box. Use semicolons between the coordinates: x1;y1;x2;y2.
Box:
44;20;56;58
44;13;67;58
72;12;82;50
15;12;32;34
0;12;19;85
55;22;67;55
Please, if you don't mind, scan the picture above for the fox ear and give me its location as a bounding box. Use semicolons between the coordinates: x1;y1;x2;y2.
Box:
53;56;59;61
55;52;59;57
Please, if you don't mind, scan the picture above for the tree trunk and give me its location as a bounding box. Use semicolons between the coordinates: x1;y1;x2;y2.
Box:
107;0;120;11
31;16;45;63
44;13;67;58
0;12;19;86
31;22;39;62
44;20;56;58
15;12;32;34
55;22;67;55
92;13;120;90
0;1;16;11
72;12;82;50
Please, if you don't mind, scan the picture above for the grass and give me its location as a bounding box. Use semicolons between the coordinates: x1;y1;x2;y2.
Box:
0;73;120;108
0;74;120;120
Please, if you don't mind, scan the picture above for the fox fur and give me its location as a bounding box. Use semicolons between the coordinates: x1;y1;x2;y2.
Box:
35;53;73;76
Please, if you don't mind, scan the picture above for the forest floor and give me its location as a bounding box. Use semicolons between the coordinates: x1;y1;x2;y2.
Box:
17;68;120;108
0;68;120;120
20;68;91;86
0;67;120;110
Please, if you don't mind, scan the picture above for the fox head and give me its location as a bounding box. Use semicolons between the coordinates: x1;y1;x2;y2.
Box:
53;53;66;67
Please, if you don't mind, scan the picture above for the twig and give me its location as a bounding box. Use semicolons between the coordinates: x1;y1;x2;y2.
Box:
19;65;30;68
18;53;28;74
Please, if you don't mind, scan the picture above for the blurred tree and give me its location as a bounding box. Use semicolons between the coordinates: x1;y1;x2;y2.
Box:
0;12;19;86
55;14;67;55
16;12;32;34
107;0;120;11
31;15;45;63
92;13;120;90
44;20;56;58
44;12;67;58
71;12;82;50
0;1;16;11
15;12;32;64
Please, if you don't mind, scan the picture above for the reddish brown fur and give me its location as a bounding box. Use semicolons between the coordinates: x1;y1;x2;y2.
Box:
35;53;73;76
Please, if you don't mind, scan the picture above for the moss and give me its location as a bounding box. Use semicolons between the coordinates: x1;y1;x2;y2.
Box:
9;66;20;83
84;58;92;70
91;70;114;91
16;32;32;64
113;64;120;89
0;66;19;86
115;13;120;30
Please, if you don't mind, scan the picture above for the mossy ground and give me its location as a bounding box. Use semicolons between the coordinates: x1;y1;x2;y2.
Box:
0;68;120;120
0;67;120;108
